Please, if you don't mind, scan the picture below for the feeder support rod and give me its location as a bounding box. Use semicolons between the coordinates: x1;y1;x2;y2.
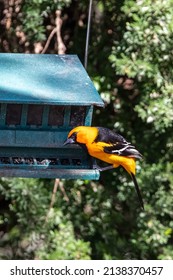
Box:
84;0;93;69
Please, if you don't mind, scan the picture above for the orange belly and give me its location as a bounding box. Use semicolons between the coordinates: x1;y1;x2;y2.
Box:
86;142;136;175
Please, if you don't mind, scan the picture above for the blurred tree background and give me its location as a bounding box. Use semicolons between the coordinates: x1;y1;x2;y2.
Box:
0;0;173;259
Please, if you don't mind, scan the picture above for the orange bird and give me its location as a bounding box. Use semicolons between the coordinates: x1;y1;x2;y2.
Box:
64;126;144;209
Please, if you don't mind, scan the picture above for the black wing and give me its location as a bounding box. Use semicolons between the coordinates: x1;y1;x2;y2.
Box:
95;127;142;159
95;127;127;144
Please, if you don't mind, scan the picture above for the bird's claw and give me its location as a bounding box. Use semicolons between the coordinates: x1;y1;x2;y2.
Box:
93;164;103;172
93;164;114;172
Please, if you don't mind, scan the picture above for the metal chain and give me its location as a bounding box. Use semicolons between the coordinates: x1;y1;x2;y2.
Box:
84;0;93;69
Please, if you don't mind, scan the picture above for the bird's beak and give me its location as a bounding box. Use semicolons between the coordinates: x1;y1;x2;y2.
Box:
63;138;75;146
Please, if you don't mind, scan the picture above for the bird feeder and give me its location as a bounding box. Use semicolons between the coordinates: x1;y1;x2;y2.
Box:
0;53;104;180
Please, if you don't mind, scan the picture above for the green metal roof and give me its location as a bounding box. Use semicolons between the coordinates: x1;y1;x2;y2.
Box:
0;53;104;107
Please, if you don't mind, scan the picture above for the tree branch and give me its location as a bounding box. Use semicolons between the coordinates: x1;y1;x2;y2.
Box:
41;9;66;54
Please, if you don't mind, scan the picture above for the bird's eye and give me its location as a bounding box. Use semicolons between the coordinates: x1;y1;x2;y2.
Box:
70;132;77;141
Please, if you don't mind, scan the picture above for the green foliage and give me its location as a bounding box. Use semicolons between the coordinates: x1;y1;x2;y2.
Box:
0;178;90;259
129;161;173;259
135;91;173;132
22;0;71;42
109;0;173;132
37;209;91;260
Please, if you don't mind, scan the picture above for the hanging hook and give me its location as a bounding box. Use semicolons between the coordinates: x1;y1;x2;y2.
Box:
84;0;93;69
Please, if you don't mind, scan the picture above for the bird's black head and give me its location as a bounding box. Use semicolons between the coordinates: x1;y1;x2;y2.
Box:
63;132;77;146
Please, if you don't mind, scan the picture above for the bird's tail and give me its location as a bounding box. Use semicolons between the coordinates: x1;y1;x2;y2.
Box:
131;172;144;210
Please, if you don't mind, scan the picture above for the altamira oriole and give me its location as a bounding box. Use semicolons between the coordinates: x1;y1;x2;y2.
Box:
64;126;144;209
